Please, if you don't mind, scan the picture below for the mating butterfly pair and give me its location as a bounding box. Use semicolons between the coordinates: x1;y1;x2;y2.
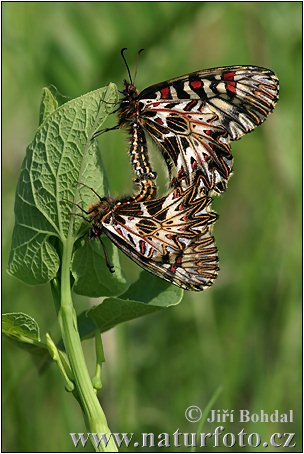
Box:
84;51;279;291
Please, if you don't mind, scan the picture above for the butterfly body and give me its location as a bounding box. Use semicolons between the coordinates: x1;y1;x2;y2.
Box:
118;80;158;201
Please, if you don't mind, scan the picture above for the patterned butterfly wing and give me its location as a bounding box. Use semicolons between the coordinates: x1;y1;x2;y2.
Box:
135;65;279;193
88;183;219;291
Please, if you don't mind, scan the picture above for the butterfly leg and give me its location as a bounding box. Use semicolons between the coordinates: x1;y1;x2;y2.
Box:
98;238;115;274
61;197;95;217
91;124;119;140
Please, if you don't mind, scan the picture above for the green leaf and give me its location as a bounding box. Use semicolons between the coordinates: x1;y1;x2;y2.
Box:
72;237;127;297
77;271;184;339
2;312;49;359
8;83;119;286
2;312;41;344
39;87;59;125
2;313;62;370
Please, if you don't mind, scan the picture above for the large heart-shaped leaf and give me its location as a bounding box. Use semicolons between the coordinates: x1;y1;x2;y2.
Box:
8;83;126;296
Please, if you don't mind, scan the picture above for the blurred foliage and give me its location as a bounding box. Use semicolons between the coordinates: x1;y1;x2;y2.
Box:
3;2;301;452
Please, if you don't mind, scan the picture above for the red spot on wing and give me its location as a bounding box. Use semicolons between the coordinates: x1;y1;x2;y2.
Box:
160;87;170;99
191;159;198;170
223;72;236;93
178;203;184;211
223;72;235;81
185;100;198;111
173;189;181;199
205;129;212;136
227;82;236;93
170;265;177;273
152;102;161;107
190;80;202;89
155;117;164;125
128;217;134;221
139;240;146;255
176;256;182;265
178;166;186;178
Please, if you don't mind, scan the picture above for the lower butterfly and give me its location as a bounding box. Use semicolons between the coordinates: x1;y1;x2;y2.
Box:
80;178;219;291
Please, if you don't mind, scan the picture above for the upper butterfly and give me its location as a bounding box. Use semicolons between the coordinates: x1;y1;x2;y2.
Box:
118;49;279;195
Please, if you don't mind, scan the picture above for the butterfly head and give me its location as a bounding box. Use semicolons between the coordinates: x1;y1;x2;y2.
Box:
87;198;113;239
118;80;140;126
122;80;139;98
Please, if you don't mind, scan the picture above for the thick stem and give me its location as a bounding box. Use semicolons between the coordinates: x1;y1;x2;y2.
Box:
58;237;117;452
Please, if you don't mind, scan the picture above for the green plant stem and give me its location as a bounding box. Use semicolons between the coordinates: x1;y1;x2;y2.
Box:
57;237;117;452
191;385;223;453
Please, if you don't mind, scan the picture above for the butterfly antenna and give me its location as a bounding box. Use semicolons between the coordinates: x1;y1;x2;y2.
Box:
133;48;144;83
60;198;91;220
77;181;104;202
121;48;133;84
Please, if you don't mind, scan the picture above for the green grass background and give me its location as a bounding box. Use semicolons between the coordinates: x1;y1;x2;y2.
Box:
3;2;301;452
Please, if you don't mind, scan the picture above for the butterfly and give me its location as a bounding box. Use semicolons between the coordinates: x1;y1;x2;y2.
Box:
81;178;219;291
118;50;279;196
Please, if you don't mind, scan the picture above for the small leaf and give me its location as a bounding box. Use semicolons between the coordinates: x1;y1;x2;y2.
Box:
2;313;57;368
8;83;119;286
72;237;127;297
2;312;41;345
77;271;184;339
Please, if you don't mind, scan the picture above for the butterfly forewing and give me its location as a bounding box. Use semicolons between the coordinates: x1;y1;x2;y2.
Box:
134;65;279;193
